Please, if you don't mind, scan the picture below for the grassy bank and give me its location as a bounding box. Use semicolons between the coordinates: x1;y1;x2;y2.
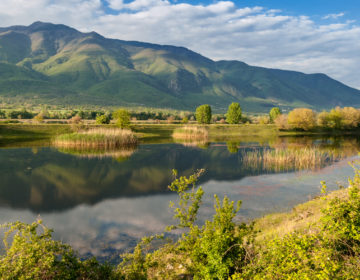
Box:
3;123;360;146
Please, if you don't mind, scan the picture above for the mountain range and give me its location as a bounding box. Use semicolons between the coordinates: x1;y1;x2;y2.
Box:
0;21;359;112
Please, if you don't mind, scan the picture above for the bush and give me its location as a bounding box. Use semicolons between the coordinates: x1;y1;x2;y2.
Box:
195;104;212;124
113;109;131;128
288;108;316;130
226;102;242;124
96;114;110;124
118;170;252;279
0;220;116;279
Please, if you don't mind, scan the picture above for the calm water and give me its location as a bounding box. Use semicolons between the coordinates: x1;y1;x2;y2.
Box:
0;136;359;260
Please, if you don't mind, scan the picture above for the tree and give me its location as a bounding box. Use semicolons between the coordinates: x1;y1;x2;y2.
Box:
317;111;331;127
226;102;242;124
95;114;110;124
340;107;360;128
274;114;289;130
269;107;281;123
113;109;131;128
195;104;212;124
33;113;44;123
288;108;316;130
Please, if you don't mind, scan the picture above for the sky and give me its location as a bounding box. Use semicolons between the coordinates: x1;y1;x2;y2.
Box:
0;0;359;88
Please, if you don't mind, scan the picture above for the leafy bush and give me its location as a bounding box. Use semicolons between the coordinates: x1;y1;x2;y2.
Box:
0;220;116;279
118;170;252;279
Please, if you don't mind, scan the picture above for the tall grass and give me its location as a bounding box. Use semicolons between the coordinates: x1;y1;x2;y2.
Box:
172;126;208;140
242;147;347;171
53;128;137;148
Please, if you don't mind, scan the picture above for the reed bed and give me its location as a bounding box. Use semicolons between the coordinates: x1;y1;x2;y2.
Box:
172;126;209;140
53;128;137;148
242;147;346;172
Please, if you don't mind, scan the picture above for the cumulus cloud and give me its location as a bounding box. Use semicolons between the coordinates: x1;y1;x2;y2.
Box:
0;0;359;88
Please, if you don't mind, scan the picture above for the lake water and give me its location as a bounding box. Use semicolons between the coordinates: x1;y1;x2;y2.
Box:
0;135;359;261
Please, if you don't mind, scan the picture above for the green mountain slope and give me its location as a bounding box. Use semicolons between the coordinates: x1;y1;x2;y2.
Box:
0;21;359;112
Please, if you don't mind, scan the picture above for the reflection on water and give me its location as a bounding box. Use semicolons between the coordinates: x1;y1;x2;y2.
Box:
57;146;137;160
0;135;359;260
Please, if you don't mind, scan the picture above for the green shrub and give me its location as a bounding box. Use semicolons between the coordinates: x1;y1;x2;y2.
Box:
118;169;252;279
0;220;117;279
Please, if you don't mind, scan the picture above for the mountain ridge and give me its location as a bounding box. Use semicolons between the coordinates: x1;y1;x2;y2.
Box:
0;21;359;112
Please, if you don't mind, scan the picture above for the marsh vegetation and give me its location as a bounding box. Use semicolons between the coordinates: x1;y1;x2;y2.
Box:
172;125;209;140
53;128;137;148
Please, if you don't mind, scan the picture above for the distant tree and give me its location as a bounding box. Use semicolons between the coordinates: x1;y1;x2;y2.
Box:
288;108;316;130
317;111;331;127
226;102;242;124
269;107;281;123
0;110;5;119
257;115;270;124
33;113;44;123
181;116;189;124
113;109;131;128
195;104;212;124
68;115;82;124
95;114;110;124
340;107;360;128
327;107;343;129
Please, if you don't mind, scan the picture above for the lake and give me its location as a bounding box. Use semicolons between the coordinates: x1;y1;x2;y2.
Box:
0;135;359;261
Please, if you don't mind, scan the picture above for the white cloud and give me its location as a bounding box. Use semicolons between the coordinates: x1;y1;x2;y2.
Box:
323;12;345;20
0;0;359;89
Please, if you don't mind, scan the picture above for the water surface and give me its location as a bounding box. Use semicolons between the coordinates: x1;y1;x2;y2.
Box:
0;135;359;260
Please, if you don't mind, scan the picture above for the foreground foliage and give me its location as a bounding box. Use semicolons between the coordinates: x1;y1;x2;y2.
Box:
0;220;116;279
2;164;360;279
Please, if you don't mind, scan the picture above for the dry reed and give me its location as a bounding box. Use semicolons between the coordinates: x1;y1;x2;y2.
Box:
53;128;137;148
172;126;209;140
242;147;347;172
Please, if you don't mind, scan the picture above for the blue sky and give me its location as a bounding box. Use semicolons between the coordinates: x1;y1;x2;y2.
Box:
0;0;359;88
